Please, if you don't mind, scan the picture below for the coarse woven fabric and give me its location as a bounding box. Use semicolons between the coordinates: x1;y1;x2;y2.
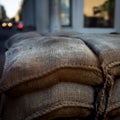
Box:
71;34;120;76
5;31;41;49
0;54;5;80
0;35;102;96
108;116;120;120
107;78;120;117
70;34;120;119
2;82;94;120
49;33;120;119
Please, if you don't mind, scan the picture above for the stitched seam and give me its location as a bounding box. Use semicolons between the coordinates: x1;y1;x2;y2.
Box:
0;66;102;93
107;102;120;112
25;101;94;120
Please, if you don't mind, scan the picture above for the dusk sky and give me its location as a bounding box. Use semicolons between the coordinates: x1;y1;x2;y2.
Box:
0;0;23;18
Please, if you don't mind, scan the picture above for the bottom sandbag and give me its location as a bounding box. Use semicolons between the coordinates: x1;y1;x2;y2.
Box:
108;116;120;120
2;82;94;120
107;78;120;117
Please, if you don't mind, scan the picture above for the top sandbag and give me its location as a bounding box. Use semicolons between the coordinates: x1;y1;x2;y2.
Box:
5;31;41;49
0;33;102;96
72;34;120;77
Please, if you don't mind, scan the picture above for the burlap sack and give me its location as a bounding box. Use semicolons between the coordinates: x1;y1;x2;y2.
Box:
108;116;120;120
46;31;80;37
71;34;120;77
46;33;120;76
64;33;120;119
0;36;102;96
107;78;120;117
5;31;41;49
0;54;5;79
2;82;94;120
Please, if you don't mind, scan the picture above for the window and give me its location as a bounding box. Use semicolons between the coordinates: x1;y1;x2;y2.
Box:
60;0;72;26
84;0;115;28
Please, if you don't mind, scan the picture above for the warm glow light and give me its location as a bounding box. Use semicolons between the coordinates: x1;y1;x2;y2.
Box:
84;0;107;16
17;23;23;29
2;22;7;27
8;22;13;27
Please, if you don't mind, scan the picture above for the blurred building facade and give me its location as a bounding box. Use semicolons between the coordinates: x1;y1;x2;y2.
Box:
0;5;7;20
21;0;120;34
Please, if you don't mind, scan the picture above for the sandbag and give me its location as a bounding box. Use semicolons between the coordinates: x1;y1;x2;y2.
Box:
59;33;120;119
108;116;120;120
71;34;120;77
107;78;120;117
2;82;94;120
47;33;120;77
0;54;5;79
5;31;41;49
0;35;102;96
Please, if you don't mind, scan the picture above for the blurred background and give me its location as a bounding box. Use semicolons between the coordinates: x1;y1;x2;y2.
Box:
0;0;119;42
0;0;120;72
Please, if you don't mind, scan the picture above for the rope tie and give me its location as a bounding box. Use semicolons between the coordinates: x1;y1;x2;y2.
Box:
103;74;114;120
95;73;114;120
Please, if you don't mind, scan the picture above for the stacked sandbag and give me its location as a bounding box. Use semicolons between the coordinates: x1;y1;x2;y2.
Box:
70;34;120;119
0;35;102;96
0;32;103;120
0;55;5;119
5;31;41;49
106;78;120;120
2;83;94;120
0;55;5;80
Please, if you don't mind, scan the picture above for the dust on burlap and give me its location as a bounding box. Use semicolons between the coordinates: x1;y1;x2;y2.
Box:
5;31;41;49
0;35;102;96
70;34;120;120
107;78;120;118
2;82;94;120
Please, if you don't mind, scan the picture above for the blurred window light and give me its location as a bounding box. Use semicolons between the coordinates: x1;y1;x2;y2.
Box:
84;0;115;28
60;0;72;26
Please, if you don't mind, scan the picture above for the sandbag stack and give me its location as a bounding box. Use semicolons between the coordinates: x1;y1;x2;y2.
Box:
0;32;102;120
71;34;120;120
0;32;120;120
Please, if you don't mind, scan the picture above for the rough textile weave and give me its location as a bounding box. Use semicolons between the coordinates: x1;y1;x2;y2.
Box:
47;33;120;76
48;33;120;120
0;55;5;80
5;31;41;49
70;34;120;119
0;35;102;96
107;78;120;117
2;82;94;120
72;34;120;76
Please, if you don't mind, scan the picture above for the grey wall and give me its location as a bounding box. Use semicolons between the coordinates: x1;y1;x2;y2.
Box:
22;0;35;27
35;0;49;33
22;0;120;33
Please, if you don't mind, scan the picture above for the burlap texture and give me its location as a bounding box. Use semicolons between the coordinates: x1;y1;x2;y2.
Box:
5;31;41;49
108;116;120;120
0;55;5;79
46;33;120;76
107;78;120;117
72;34;120;119
71;34;120;76
0;35;102;96
2;82;94;120
49;33;120;119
